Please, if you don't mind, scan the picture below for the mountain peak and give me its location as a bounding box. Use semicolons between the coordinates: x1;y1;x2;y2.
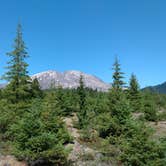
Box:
32;70;111;91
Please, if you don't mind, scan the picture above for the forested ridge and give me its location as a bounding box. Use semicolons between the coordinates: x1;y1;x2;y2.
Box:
0;24;166;166
142;82;166;94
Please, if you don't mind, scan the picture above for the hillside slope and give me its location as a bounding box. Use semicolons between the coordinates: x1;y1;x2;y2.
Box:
143;82;166;94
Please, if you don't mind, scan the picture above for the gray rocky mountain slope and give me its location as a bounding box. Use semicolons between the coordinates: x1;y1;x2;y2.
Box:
31;70;111;91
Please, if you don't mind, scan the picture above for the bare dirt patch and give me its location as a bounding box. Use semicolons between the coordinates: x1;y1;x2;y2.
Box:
0;155;27;166
148;121;166;138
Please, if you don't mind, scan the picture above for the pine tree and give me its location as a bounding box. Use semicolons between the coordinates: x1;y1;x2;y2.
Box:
3;23;31;103
128;74;142;112
77;75;87;128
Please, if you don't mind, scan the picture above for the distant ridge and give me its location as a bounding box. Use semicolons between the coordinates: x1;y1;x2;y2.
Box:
142;82;166;94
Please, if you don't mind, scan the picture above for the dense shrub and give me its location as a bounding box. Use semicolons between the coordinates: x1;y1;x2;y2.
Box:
119;121;166;166
9;100;72;165
143;93;158;121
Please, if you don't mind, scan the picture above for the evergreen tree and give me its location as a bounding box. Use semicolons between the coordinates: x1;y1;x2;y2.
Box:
56;86;74;116
143;92;158;122
9;100;71;165
128;74;142;112
112;57;125;91
77;75;87;128
31;78;43;98
129;74;139;94
78;75;86;110
109;57;126;109
119;120;166;165
43;90;62;116
3;23;31;103
107;57;131;137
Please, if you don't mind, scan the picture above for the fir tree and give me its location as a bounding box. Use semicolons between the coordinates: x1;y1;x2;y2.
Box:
77;75;87;128
43;90;62;116
112;57;125;91
78;75;86;111
143;92;158;122
56;86;73;116
129;74;140;96
31;78;43;98
9;100;71;165
107;57;131;136
109;57;126;109
128;74;142;112
3;23;31;103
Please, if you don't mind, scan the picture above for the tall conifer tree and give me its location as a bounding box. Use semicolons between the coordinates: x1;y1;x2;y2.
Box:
109;57;130;127
112;57;125;91
78;75;86;111
109;57;126;107
128;74;142;111
129;74;139;96
3;24;31;102
31;78;43;98
77;75;87;128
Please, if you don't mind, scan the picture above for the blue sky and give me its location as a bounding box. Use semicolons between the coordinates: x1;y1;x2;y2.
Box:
0;0;165;87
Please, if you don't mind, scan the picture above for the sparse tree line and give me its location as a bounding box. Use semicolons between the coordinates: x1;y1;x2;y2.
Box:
0;24;166;165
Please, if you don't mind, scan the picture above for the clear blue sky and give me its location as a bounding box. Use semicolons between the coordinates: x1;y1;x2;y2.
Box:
0;0;165;88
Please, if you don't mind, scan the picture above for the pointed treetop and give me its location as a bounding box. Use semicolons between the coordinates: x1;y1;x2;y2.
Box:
129;73;140;93
112;56;125;90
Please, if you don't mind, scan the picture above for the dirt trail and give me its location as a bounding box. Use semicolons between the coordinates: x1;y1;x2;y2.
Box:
64;113;96;163
64;113;80;140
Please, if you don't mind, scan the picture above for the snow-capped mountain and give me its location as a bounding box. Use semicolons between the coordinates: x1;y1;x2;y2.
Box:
31;70;111;91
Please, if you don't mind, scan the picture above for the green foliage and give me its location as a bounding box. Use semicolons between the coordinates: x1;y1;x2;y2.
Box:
112;57;125;91
77;75;86;111
158;111;166;121
97;92;131;138
31;78;43;98
0;99;31;136
9;100;71;165
128;74;142;112
3;24;29;82
151;93;166;109
3;79;32;103
0;100;16;134
96;60;131;139
55;86;76;116
0;33;165;166
3;24;32;103
119;121;166;166
43;90;62;116
86;92;109;114
129;74;140;95
77;75;87;129
96;113;112;138
142;92;158;121
110;92;131;125
109;57;131;126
